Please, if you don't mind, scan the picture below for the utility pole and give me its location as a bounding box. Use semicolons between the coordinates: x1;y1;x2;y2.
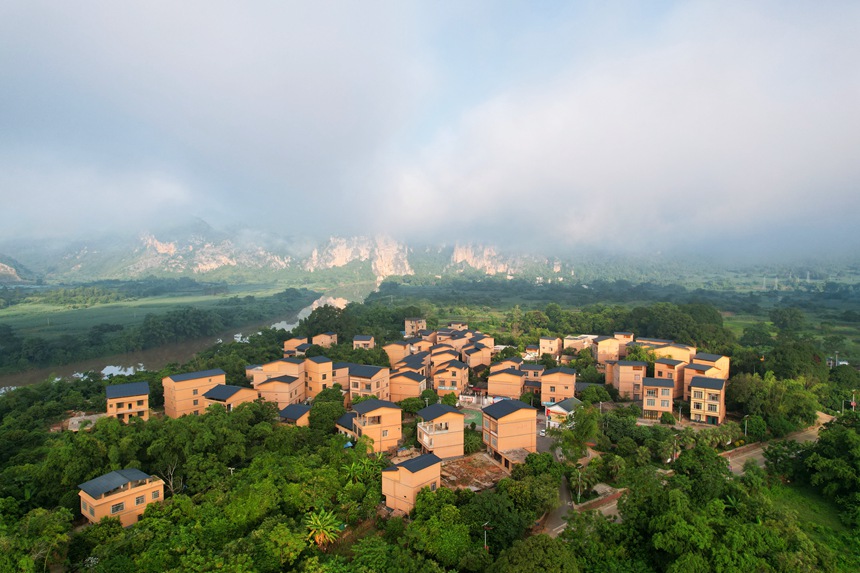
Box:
482;521;492;552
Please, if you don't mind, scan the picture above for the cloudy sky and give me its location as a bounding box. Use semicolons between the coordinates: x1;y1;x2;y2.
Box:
1;1;858;257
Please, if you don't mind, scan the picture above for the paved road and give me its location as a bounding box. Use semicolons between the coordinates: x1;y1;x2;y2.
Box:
728;413;832;475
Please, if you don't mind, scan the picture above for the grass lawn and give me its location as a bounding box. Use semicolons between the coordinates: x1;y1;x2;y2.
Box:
463;409;484;429
767;483;860;571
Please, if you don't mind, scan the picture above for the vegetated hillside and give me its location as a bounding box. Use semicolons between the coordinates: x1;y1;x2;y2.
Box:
0;255;35;284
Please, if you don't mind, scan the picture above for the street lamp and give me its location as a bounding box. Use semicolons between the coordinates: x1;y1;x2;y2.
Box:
575;467;582;504
482;521;492;552
743;415;749;437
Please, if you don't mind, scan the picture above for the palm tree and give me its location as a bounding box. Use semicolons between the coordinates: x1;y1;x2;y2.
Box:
341;462;361;484
304;509;341;550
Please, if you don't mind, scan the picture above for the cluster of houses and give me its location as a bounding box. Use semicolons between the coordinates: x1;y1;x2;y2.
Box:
86;319;730;524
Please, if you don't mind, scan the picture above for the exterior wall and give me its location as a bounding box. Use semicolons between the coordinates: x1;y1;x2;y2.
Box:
482;408;537;455
283;337;308;356
353;337;375;350
404;319;427;337
432;351;461;373
305;360;334;399
539;337;562;358
448;321;468;331
250;359;305;386
592;339;620;365
613;365;646;400
355;406;402;453
564;336;594;352
690;386;726;425
384;343;411;367
80;477;164;527
692;356;731;380
541;372;576;404
683;366;720;399
312;333;337;348
614;333;634;357
389;374;426;403
257;380;305;409
487;371;524;400
642;385;674;420
207;388;259;412
349;370;391;402
382;464;440;513
490;359;520;374
545;406;572;429
434;366;468;397
463;346;492;369
106;394;149;422
417;412;464;459
655;362;687;399
652;345;696;363
163;372;226;418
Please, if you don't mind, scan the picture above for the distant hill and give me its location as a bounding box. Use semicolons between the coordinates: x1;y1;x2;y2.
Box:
0;255;35;284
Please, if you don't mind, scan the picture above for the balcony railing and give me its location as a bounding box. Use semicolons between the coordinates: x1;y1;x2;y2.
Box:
417;421;451;435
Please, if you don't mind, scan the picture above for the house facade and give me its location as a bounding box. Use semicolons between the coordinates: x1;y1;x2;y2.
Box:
482;400;537;470
381;453;441;513
541;367;577;405
611;361;647;400
105;382;150;423
487;368;525;400
203;385;259;412
353;335;375;350
163;369;226;418
433;360;468;398
689;376;726;425
642;378;674;420
416;404;464;459
78;469;163;527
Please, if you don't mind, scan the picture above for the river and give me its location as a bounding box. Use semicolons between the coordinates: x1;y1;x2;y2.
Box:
0;294;353;389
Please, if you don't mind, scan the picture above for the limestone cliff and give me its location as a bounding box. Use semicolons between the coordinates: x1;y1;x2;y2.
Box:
304;236;412;281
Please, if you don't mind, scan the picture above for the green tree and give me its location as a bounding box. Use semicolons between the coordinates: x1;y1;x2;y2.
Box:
304;509;341;550
490;534;578;573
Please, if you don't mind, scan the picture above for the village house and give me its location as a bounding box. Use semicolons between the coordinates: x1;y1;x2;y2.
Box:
448;321;468;331
247;357;306;386
642;378;675;421
348;364;391;403
490;356;523;373
255;374;305;409
539;336;563;358
383;340;413;367
353;335;375;350
416;404;465;459
545;396;583;430
336;399;402;453
312;332;338;348
381;453;442;513
692;353;731;380
521;363;545;383
78;468;164;527
304;355;335;399
524;344;540;359
614;332;635;357
279;403;311;426
487;367;525;400
689;376;726;425
482;400;537;470
283;337;309;357
683;363;722;399
563;335;595;353
433;360;468;398
418;329;438;344
541;367;577;405
610;360;648;401
163;369;226;418
389;370;427;403
654;358;687;399
404;317;427;337
395;351;431;378
203;385;259;412
592;336;621;366
462;343;492;369
105;382;150;423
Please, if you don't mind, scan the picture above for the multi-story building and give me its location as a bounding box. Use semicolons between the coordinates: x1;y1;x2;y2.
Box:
448;321;468;331
482;400;537;470
611;361;648;401
384;340;413;367
78;468;163;527
280;404;311;426
348;364;391;402
404;317;427;337
490;357;523;373
642;378;675;420
521;364;545;385
353;335;375;350
692;353;731;380
256;374;305;409
283;337;309;357
433;360;468;398
654;358;686;399
336;399;402;453
689;376;726;425
683;363;722;399
416;404;464;459
381;453;442;513
203;385;259;412
163;369;226;418
592;336;620;365
539;336;563;358
305;356;334;399
462;343;492;369
312;332;338;348
389;371;427;403
614;332;635;357
247;357;306;386
541;367;577;405
105;382;150;423
563;335;595;354
487;368;525;400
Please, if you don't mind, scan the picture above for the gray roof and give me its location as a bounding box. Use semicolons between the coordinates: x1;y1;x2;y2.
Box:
655;358;684;366
489;367;523;378
483;399;535;420
593;336;613;343
689;376;725;390
549;396;583;412
694;353;724;363
616;361;647;367
417;404;463;421
105;382;149;399
280;404;311;422
540;336;560;341
307;355;332;364
686;363;715;372
437;359;467;370
391;371;425;383
544;367;577;376
203;384;251;401
281;357;305;364
643;377;675;388
353;399;400;414
383;453;442;474
78;468;152;498
614;332;634;336
524;380;541;388
168;369;225;383
336;412;357;431
333;362;352;370
296;343;313;350
354;335;374;341
521;364;545;371
349;364;386;378
259;375;300;385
